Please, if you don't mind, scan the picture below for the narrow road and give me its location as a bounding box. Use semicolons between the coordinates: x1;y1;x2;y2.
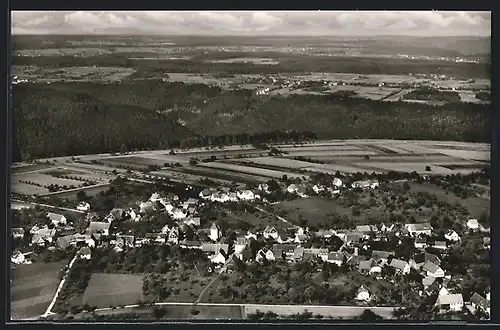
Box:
11;200;85;214
42;253;79;318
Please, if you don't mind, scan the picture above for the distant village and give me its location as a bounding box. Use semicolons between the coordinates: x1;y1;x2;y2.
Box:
11;174;490;317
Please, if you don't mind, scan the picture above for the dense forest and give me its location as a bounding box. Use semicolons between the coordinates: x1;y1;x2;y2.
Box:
12;81;490;161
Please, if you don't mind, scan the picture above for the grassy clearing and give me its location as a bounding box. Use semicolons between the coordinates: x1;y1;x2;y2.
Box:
102;156;168;167
12;172;84;187
82;273;149;309
11;182;49;195
11;163;51;174
11;260;68;320
431;149;490;161
409;183;489;219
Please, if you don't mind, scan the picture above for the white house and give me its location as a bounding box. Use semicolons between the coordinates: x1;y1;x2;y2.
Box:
164;203;174;213
161;224;171;235
210;251;227;264
128;208;141;222
389;259;411;275
234;237;249;255
47;212;67;226
369;265;382;276
77;202;91;212
210;223;222;241
327;252;344;267
78;247;92;260
332;178;343;188
467;219;479;231
263;226;279;240
167;227;179;245
313;184;325;194
258;183;270;193
237;190;256;201
444;230;461;242
406;223;432;237
11;251;26;264
436;294;464;312
287;184;299;194
149;192;162;203
356;285;371;301
170;208;187;220
12;228;25;239
256;248;275;263
245;231;258;240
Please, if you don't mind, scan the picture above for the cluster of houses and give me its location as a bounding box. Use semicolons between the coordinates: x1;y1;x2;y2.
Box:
11;173;490;317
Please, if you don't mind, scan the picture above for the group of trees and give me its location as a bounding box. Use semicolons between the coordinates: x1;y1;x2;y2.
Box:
12;80;490;162
403;86;461;102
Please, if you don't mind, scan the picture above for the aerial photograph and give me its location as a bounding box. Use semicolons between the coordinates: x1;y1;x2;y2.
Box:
10;11;491;322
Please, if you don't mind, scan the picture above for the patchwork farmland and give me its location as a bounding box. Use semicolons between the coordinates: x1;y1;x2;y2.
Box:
11;140;489;198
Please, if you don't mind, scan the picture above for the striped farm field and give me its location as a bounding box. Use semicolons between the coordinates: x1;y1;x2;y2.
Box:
429;149;490;161
352;162;462;175
196;162;306;179
278;145;362;152
284;150;379;157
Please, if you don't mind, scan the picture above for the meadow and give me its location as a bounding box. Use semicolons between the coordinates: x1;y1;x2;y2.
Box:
11;260;68;320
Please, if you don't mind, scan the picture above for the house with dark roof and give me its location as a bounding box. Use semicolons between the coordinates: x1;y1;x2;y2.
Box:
371;250;394;266
470;293;490;315
414;237;428;249
432;241;447;250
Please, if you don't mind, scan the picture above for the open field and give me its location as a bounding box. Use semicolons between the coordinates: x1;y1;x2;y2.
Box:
169;167;272;184
207;57;280;65
427;149;490;161
13;48;112;57
11;163;52;174
100;156;172;169
11;260;68;320
82;273;150;309
13;65;135;82
225;208;293;231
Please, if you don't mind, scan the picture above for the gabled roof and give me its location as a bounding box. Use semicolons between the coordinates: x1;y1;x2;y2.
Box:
470;293;489;309
78;246;91;255
433;241;447;248
437;294;463;306
423;261;440;273
415;237;427;244
356;225;377;233
328;252;344;261
294;247;305;259
358;260;373;271
407;223;432;231
87;221;110;232
389;259;409;270
357;285;370;295
186;198;199;204
422;276;436;288
371;250;394;260
425;253;441;265
273;244;296;252
264;226;277;233
47;212;65;222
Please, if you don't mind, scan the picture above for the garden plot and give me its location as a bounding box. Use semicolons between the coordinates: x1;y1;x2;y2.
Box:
386;143;435;154
197;162;306;179
82;273;150;309
353;87;400;100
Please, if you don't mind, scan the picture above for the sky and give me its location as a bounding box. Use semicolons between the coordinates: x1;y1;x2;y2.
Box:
11;11;491;37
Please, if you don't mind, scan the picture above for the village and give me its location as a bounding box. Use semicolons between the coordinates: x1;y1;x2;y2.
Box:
11;170;491;320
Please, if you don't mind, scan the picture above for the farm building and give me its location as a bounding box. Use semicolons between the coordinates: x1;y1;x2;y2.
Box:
86;222;110;236
406;223;432;237
436;294;464;312
78;247;92;260
12;228;25;239
470;293;490;315
31;228;56;246
389;259;411;275
356;285;371;301
47;212;67;226
444;230;461;242
77;202;91;212
423;261;445;278
371;250;394;265
467;219;479;230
